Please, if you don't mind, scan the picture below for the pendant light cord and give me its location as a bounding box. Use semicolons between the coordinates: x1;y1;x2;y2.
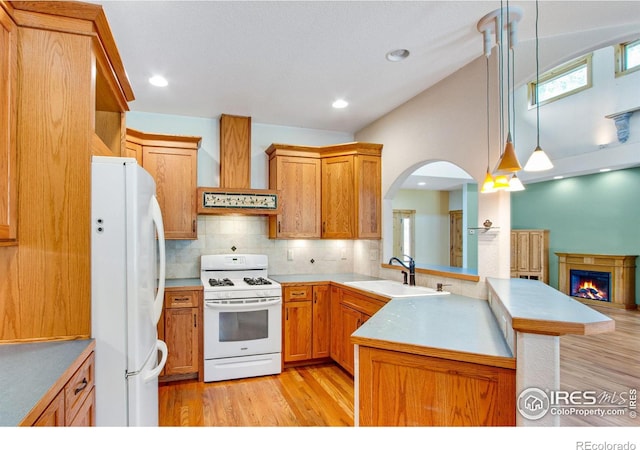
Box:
506;0;511;138
499;1;504;151
486;56;491;168
535;0;541;148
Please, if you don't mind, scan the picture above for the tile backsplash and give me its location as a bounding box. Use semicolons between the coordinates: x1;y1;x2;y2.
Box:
165;215;381;279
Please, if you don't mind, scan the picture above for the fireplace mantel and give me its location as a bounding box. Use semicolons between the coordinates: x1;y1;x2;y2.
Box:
556;253;637;309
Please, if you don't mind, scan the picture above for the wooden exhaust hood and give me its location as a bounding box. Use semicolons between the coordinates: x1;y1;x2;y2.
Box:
197;114;280;215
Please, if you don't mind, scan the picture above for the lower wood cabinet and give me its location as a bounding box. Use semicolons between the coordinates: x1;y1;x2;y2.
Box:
357;346;516;426
159;287;203;381
282;283;330;364
32;351;95;427
330;285;385;375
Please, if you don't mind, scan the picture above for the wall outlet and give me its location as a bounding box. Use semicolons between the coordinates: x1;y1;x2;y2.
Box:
469;229;476;235
340;248;347;260
369;249;378;261
287;249;294;261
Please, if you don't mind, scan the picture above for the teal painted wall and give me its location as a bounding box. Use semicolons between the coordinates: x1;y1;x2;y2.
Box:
511;167;640;305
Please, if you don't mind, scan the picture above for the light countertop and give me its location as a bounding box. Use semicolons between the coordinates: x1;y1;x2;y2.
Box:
486;277;614;335
0;339;95;426
351;294;515;369
269;273;383;284
165;278;202;288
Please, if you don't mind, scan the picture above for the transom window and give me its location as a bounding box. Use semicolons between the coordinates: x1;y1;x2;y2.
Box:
615;39;640;77
528;54;592;108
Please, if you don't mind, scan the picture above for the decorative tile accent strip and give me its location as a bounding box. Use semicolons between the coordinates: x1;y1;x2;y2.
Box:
202;191;278;210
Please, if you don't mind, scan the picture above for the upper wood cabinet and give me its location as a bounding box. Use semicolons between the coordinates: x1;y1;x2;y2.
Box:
126;129;201;240
268;152;321;238
321;155;355;239
356;155;382;239
0;7;17;244
266;142;382;240
219;114;251;189
0;1;133;342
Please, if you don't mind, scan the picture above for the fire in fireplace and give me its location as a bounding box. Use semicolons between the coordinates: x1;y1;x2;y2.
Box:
570;269;611;302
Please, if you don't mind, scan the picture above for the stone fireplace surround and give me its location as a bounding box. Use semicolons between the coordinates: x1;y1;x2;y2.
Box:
556;253;637;310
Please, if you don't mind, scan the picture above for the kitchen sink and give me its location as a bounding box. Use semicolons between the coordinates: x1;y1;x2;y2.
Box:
344;280;449;298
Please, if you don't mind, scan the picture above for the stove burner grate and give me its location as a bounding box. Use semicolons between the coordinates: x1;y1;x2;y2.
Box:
243;277;272;286
209;278;234;287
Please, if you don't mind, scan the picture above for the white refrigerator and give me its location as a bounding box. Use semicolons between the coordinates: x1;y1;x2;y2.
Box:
91;156;168;426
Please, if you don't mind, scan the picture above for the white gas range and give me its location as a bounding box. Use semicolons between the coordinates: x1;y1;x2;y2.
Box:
200;254;282;382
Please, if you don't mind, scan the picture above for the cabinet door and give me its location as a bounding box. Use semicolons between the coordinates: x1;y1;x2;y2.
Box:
356;155;381;239
0;8;17;242
516;231;531;272
33;391;65;426
528;231;544;272
312;285;330;359
272;156;321;238
142;146;198;239
330;286;342;363
321;156;355;239
124;139;143;165
220;114;251;189
284;301;312;362
164;307;199;375
339;304;362;375
510;231;518;273
68;388;95;427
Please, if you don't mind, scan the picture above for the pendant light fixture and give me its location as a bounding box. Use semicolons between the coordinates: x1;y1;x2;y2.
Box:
508;173;525;191
477;3;524;192
481;56;495;193
494;1;523;175
524;0;554;172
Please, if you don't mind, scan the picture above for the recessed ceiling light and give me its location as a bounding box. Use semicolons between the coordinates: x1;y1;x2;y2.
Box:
149;75;168;87
599;168;611;172
332;99;349;109
386;48;410;62
553;176;564;180
417;182;426;186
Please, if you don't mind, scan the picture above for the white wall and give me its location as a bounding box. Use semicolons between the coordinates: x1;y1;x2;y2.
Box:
355;53;511;285
393;189;450;265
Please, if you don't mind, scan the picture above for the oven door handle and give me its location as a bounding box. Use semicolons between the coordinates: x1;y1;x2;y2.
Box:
205;298;282;310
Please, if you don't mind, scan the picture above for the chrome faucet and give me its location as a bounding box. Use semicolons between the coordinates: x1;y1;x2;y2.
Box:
388;255;415;286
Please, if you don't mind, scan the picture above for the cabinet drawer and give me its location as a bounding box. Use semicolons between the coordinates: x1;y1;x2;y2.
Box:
284;286;312;302
165;290;199;308
341;290;385;317
64;352;95;425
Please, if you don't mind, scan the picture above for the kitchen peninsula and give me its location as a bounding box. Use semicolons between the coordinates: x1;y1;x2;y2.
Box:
272;272;614;426
350;277;614;427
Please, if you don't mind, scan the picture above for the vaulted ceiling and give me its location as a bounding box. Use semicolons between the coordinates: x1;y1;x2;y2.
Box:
97;1;640;186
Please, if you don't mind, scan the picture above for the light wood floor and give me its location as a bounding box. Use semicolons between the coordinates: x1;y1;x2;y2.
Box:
558;305;639;426
159;305;639;427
